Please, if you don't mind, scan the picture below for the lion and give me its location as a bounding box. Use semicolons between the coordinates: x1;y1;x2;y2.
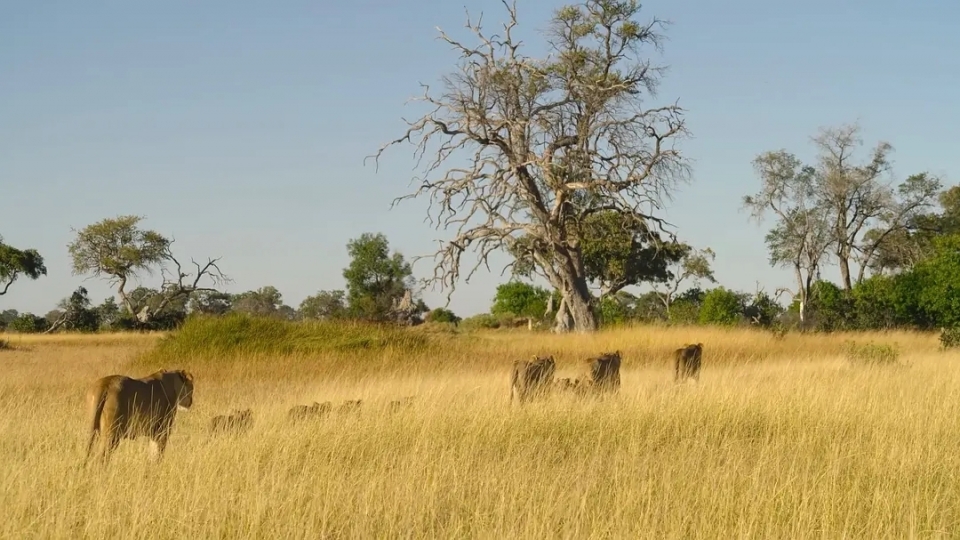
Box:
84;368;195;465
209;408;254;435
388;396;415;412
288;401;332;421
579;351;622;394
554;377;588;395
510;355;556;404
674;343;703;383
336;399;362;414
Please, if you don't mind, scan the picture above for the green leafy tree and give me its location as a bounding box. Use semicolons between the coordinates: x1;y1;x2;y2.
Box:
850;275;900;329
0;309;19;330
869;184;960;274
47;286;100;333
299;290;347;320
669;287;705;325
7;313;49;333
342;233;414;321
96;297;123;330
425;307;461;324
67;215;228;325
188;290;233;315
805;280;852;331
491;282;551;320
372;0;690;333
698;287;744;326
631;291;668;322
0;236;46;296
906;234;960;328
232;286;284;317
576;210;687;298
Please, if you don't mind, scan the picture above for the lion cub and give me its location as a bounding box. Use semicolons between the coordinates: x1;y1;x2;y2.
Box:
287;401;333;421
209;408;254;435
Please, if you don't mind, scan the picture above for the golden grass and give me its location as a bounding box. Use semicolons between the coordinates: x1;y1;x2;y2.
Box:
2;325;959;538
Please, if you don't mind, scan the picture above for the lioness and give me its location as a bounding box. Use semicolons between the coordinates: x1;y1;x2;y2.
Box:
336;399;362;414
209;408;254;435
84;368;195;465
288;401;332;421
388;396;415;412
580;351;622;394
510;355;556;404
674;343;703;383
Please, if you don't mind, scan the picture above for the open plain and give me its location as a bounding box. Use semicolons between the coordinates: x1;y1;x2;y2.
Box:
2;321;959;539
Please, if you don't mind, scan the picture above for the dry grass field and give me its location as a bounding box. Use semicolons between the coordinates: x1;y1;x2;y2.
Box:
2;320;960;539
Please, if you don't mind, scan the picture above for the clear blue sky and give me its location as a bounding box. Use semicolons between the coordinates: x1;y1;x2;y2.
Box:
2;0;957;317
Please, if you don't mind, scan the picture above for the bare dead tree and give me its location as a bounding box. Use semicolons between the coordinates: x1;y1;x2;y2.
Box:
368;0;690;332
133;245;229;324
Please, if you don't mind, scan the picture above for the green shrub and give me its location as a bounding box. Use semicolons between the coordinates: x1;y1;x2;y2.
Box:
7;314;49;333
460;314;502;330
425;308;461;325
939;327;960;350
698;287;743;326
844;340;901;366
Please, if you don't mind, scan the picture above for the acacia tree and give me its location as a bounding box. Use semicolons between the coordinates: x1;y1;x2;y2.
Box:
0;236;47;296
67;215;228;325
370;0;689;332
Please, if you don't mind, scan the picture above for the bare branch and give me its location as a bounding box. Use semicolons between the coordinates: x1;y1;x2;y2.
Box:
367;0;690;331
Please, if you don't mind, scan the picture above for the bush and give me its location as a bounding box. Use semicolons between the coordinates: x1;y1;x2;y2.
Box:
137;313;431;365
698;288;743;326
939;327;960;350
597;296;629;327
6;314;49;333
844;340;901;366
425;308;461;325
460;314;502;330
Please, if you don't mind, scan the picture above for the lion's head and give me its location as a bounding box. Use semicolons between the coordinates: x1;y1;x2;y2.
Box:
156;369;195;410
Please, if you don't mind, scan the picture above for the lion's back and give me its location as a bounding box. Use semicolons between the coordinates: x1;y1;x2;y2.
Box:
90;375;177;435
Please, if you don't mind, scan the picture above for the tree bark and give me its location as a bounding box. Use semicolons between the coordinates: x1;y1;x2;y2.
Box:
553;297;573;333
563;281;597;332
794;264;807;325
837;251;853;291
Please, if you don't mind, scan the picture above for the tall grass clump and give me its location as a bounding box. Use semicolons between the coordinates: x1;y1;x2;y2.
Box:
138;313;433;366
843;340;902;366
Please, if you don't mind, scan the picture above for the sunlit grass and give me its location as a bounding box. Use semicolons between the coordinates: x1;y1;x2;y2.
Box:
1;322;957;538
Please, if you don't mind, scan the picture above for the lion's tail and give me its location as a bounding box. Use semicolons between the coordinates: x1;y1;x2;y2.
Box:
84;387;107;462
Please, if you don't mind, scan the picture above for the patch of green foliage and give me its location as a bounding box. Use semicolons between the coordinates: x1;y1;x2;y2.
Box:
843;340;901;367
939;327;960;350
138;313;432;364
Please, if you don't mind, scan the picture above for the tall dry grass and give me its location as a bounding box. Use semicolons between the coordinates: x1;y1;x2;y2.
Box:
1;323;958;538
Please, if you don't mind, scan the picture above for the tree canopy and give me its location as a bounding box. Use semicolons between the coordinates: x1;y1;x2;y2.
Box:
0;236;47;296
343;233;417;321
67;215;228;325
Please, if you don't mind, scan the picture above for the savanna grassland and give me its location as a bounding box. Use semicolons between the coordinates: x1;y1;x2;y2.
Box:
2;318;960;539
